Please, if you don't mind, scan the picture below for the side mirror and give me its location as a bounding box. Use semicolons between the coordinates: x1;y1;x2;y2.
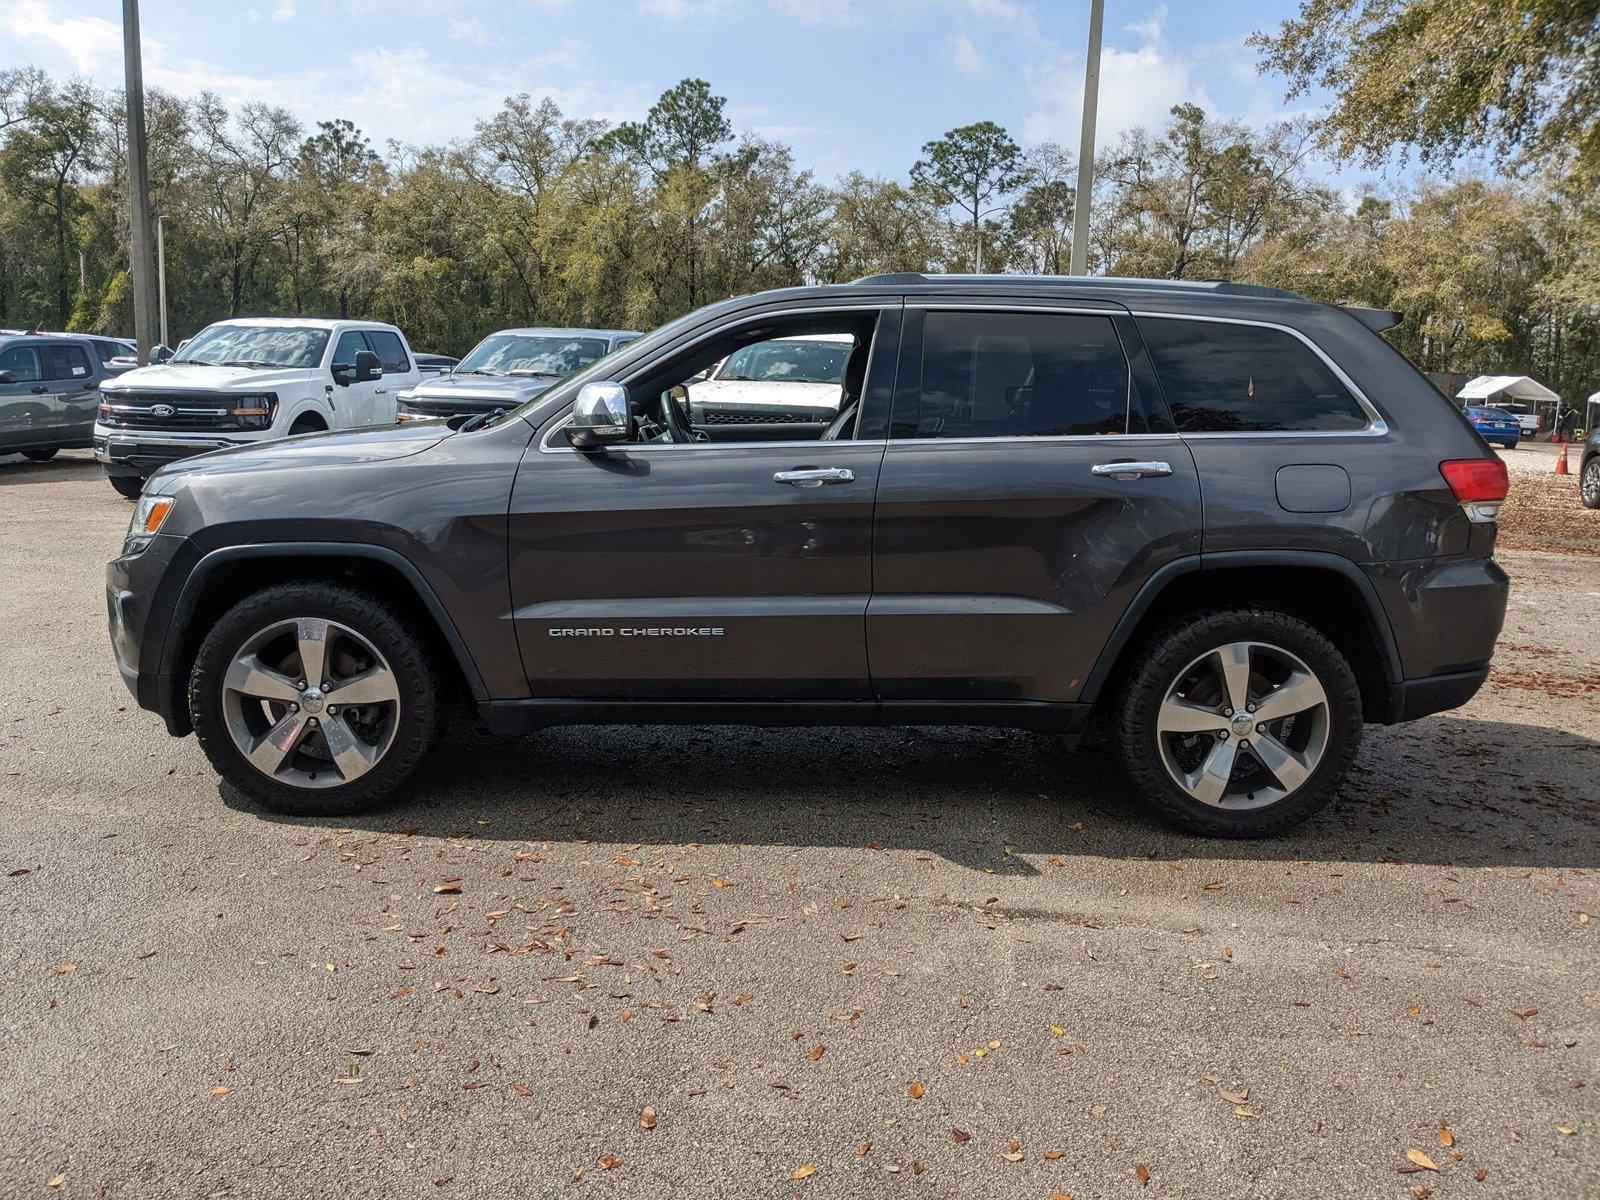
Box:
354;349;382;383
152;344;173;363
0;371;14;385
566;381;631;449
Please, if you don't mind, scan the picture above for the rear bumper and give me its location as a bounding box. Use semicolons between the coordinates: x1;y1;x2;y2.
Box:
1384;666;1489;723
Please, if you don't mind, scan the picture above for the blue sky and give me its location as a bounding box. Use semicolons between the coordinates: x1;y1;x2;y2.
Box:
1;0;1368;182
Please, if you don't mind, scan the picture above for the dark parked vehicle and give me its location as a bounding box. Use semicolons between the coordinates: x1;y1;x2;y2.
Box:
396;327;639;422
108;275;1510;836
414;353;459;377
0;332;110;461
1581;427;1600;509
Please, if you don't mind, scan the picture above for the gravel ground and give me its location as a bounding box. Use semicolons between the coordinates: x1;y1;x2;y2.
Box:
1;450;1596;1200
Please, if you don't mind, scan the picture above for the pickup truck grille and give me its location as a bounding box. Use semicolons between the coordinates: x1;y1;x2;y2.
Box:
99;391;246;431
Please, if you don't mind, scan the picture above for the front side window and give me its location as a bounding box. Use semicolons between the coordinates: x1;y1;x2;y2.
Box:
0;345;41;381
365;329;410;373
1140;318;1369;433
896;311;1131;439
331;330;369;368
458;334;610;378
43;344;92;380
174;324;330;369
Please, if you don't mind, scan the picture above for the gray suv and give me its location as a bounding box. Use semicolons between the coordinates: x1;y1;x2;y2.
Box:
107;275;1510;836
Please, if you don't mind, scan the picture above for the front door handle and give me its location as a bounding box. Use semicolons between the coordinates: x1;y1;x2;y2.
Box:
30;385;48;394
774;467;854;488
1091;460;1172;480
374;387;387;395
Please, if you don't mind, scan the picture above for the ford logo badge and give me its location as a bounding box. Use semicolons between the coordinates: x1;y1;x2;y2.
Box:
151;403;176;417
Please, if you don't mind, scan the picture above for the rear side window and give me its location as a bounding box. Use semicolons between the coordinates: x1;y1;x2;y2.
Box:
896;311;1130;438
1140;318;1369;433
365;329;410;373
0;345;41;381
42;344;92;380
91;340;119;364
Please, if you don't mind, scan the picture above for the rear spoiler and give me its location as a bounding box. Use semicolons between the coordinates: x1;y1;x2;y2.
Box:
1340;305;1402;333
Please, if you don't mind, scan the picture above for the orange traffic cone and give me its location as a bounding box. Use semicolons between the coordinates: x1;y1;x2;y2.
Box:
1555;444;1570;475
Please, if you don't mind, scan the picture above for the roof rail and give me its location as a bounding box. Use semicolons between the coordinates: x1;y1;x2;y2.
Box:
849;272;1310;302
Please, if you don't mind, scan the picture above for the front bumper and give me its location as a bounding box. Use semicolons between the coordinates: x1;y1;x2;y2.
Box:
94;432;248;476
107;533;201;735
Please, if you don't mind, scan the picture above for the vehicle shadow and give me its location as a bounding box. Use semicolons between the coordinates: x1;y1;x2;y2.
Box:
0;450;107;488
222;711;1599;872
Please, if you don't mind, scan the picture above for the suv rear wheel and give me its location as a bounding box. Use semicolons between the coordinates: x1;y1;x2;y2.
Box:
1582;456;1600;509
189;582;442;816
22;448;58;462
1115;608;1362;837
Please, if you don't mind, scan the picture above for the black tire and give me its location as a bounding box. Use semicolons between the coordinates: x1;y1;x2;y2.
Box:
22;448;58;462
108;474;143;499
289;415;326;435
1114;608;1363;837
1582;456;1600;510
189;582;442;816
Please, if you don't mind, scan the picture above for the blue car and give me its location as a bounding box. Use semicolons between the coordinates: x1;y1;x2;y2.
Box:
1466;406;1521;448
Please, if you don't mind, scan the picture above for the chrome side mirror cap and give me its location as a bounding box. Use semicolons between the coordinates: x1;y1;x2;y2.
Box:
567;381;630;449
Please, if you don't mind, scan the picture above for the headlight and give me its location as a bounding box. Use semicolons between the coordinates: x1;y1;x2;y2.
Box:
228;393;278;430
123;494;174;555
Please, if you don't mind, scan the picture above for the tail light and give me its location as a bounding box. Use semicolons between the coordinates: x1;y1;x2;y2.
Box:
1440;458;1508;522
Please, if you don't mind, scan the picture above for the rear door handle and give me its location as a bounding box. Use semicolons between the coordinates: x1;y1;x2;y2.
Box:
774;467;854;488
1091;460;1172;480
30;385;48;394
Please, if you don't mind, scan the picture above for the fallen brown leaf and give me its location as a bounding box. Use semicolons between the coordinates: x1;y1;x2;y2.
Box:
791;1163;816;1180
640;1106;657;1130
907;1081;925;1099
1405;1149;1439;1172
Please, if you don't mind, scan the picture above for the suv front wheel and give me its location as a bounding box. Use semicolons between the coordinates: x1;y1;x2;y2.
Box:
1116;609;1363;837
189;582;442;816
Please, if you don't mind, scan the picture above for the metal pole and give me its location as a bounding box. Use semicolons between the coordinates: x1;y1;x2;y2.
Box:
1069;0;1104;276
122;0;159;363
156;214;168;347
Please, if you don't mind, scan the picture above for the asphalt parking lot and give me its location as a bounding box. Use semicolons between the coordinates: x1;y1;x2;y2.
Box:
2;450;1596;1199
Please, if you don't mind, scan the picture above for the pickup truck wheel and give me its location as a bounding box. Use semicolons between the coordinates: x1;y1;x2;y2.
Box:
289;415;325;435
108;474;142;499
1115;608;1363;837
21;448;58;462
189;582;442;817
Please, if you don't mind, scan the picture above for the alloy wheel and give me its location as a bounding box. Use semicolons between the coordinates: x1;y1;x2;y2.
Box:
1583;459;1600;507
221;617;402;789
1154;640;1331;811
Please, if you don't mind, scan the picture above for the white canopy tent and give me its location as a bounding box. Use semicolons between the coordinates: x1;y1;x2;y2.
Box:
1455;375;1561;405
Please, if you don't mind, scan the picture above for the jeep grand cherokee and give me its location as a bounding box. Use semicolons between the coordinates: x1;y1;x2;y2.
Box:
107;274;1509;837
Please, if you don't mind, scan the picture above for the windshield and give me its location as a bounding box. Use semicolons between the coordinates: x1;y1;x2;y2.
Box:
714;339;851;384
457;334;611;377
173;324;329;369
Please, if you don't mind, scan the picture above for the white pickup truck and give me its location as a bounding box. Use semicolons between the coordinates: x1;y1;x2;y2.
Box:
94;317;420;497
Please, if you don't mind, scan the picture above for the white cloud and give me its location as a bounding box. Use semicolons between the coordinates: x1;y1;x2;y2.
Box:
0;0;125;75
1020;15;1211;149
448;16;490;44
946;31;989;77
1122;3;1166;43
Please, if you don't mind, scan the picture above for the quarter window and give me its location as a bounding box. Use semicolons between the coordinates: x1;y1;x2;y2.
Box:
42;344;92;380
1140;318;1369;433
0;345;41;381
896;312;1131;439
365;329;410;373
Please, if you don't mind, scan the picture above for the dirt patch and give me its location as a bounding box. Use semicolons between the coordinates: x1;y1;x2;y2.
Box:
1495;469;1599;555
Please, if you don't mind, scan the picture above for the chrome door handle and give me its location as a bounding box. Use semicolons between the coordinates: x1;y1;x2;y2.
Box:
374;388;388;394
1091;460;1172;480
774;467;854;488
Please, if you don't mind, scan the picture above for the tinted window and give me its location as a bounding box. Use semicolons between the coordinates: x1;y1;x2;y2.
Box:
365;329;409;373
897;311;1130;439
0;345;41;381
332;330;369;367
1140;318;1369;433
92;340;118;363
42;344;92;381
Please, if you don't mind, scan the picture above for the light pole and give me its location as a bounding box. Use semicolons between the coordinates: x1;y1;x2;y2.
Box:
1069;0;1104;276
156;214;168;348
121;0;159;362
